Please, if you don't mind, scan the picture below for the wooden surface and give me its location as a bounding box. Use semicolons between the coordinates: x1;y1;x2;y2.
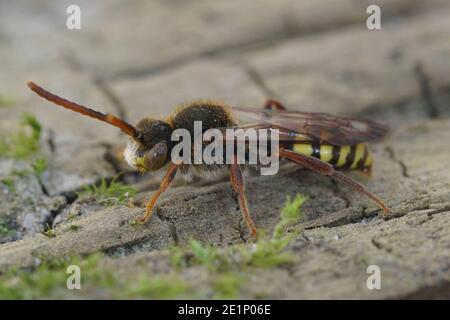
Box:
1;0;450;298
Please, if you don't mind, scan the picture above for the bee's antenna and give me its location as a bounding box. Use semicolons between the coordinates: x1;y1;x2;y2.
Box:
26;81;141;140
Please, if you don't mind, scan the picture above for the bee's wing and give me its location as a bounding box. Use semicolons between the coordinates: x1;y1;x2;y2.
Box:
212;123;311;145
229;106;389;146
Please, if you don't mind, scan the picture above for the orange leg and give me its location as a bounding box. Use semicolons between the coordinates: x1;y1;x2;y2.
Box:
264;99;287;111
279;148;389;215
230;158;257;237
136;163;178;224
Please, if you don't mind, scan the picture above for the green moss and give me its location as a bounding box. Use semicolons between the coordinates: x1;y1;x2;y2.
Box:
0;254;106;299
32;156;47;177
187;239;229;271
171;195;306;298
173;194;306;271
125;274;189;299
43;228;56;238
0;113;42;159
128;219;141;228
1;177;15;192
68;224;81;232
212;273;242;300
0;115;47;188
248;194;306;268
0;225;11;237
273;194;306;241
11;168;30;177
170;245;185;266
78;175;137;207
0;253;190;299
0;195;306;299
0;218;13;237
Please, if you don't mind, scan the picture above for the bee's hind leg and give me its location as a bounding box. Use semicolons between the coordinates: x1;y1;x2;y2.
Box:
279;148;390;215
263;99;287;111
229;158;257;237
136;163;178;224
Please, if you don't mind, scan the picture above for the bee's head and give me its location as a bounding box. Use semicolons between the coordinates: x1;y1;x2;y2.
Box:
124;118;173;172
26;82;174;172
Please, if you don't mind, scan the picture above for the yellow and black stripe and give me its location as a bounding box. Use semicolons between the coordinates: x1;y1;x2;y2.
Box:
286;141;373;173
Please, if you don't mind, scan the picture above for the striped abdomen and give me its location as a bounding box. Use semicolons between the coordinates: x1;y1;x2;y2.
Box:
288;142;373;173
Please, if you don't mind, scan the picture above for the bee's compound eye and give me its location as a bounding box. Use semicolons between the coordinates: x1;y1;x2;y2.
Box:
143;142;168;171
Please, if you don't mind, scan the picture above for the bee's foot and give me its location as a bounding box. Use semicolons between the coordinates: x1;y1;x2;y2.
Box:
379;209;390;219
130;216;147;227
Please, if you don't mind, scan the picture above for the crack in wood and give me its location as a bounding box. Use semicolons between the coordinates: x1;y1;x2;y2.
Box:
94;80;129;122
96;7;434;83
385;145;410;178
244;64;278;99
156;208;180;246
414;63;440;119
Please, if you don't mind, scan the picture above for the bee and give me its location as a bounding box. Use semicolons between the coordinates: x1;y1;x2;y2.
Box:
27;81;389;237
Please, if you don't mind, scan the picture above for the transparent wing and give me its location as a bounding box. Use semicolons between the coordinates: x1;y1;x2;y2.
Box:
229;106;389;146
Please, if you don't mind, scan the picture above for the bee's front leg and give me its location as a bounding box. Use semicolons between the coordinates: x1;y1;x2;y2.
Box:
136;163;178;224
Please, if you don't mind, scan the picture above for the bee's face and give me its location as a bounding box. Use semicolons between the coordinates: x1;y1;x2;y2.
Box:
124;140;168;172
123;118;173;172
